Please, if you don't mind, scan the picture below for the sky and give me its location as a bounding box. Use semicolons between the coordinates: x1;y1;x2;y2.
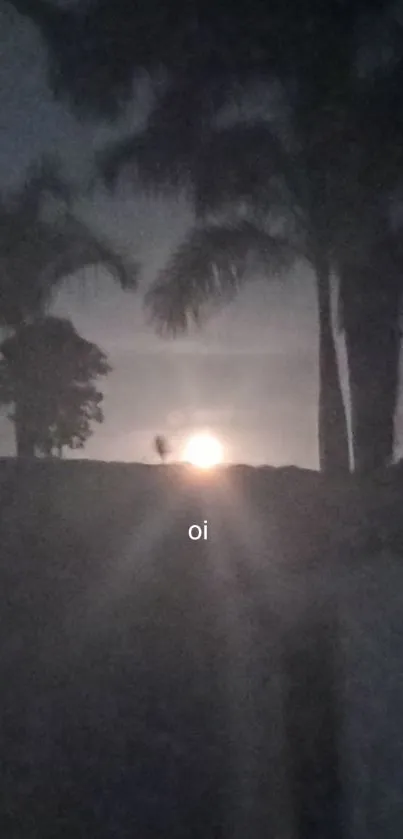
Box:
2;1;401;468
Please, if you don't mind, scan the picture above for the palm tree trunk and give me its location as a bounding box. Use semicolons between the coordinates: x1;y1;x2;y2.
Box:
315;254;350;475
339;254;401;474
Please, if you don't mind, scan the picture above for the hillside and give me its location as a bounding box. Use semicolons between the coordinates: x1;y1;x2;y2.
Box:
0;457;402;838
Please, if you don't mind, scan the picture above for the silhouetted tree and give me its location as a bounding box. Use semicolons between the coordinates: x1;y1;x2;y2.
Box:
90;3;396;477
136;124;350;476
339;232;403;473
0;157;138;452
334;66;403;473
38;383;105;458
135;85;403;474
97;8;403;475
0;316;111;457
154;434;169;463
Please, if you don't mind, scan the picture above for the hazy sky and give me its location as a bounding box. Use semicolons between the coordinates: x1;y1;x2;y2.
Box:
3;1;400;467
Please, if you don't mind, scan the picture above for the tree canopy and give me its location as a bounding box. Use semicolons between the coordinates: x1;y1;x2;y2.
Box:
0;316;111;457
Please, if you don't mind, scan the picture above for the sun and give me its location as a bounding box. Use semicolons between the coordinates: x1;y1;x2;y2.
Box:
183;433;223;469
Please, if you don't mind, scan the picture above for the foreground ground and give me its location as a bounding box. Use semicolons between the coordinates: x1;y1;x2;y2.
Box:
0;457;402;838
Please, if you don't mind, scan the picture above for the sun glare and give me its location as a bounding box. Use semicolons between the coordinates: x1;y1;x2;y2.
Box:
183;433;223;469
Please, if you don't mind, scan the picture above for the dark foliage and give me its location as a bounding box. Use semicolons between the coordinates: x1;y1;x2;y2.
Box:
0;157;140;330
145;220;294;335
0;316;111;456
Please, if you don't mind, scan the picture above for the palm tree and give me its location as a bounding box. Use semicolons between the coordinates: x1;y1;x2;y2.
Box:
97;30;403;474
102;112;351;475
0;158;139;453
0;316;111;457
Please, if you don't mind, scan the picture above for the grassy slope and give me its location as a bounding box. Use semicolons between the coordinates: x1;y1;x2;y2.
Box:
0;458;402;838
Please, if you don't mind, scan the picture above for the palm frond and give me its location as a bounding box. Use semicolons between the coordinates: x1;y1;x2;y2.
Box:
99;74;234;192
9;0;202;120
193;122;303;220
45;212;140;291
100;127;193;193
0;214;62;326
8;0;136;120
144;220;295;335
7;0;305;121
0;171;140;328
23;155;73;207
2;156;73;228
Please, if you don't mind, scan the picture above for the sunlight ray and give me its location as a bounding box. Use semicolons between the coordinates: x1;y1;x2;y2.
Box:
209;469;309;640
210;471;284;594
200;484;262;838
201;471;292;833
65;488;185;637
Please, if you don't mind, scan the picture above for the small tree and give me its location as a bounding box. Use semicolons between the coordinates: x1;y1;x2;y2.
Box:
0;316;111;457
154;434;170;463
